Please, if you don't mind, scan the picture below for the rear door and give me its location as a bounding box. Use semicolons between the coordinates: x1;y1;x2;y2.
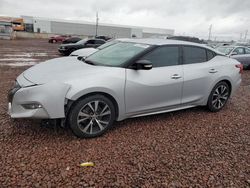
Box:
182;46;218;104
125;46;183;115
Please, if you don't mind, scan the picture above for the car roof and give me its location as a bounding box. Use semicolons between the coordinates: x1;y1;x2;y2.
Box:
88;38;106;42
118;38;218;53
119;38;202;46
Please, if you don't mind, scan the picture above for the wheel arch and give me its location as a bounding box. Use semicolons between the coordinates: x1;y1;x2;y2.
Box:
203;78;233;106
220;79;232;95
214;79;232;96
66;91;120;120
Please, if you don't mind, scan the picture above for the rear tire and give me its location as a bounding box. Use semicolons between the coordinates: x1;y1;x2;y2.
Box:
68;95;116;138
207;81;230;112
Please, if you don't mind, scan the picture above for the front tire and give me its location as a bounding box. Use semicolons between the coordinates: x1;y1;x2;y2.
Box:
207;81;230;112
68;95;116;138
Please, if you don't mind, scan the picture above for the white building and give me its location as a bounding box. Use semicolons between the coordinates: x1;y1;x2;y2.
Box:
21;15;174;38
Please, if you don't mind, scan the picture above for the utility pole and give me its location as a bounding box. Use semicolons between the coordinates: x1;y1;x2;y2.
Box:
239;33;242;41
208;24;212;41
95;12;99;37
244;30;248;42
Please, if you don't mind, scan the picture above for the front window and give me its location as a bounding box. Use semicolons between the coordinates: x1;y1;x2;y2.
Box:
217;47;234;55
85;42;151;67
233;47;245;55
140;46;179;67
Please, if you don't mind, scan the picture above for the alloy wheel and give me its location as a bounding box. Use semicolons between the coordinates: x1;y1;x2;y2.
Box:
211;84;229;110
77;100;111;135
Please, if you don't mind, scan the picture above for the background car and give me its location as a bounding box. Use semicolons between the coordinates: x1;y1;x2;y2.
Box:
62;37;82;44
216;46;250;69
9;39;242;138
95;35;112;41
58;38;106;55
70;38;128;58
48;35;71;43
167;36;206;44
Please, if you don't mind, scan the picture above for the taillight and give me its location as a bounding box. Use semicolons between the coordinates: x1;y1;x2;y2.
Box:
235;64;243;74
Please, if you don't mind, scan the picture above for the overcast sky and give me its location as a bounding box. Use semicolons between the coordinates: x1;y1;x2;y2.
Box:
1;0;250;41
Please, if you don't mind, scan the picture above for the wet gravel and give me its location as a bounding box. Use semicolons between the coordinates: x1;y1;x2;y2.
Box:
0;39;250;187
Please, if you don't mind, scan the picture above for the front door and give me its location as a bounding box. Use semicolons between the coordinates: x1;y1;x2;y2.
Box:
125;46;183;115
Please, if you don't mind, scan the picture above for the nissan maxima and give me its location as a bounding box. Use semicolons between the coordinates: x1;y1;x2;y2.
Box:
8;39;242;138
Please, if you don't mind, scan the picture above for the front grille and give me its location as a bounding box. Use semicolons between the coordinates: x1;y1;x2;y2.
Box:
8;81;21;103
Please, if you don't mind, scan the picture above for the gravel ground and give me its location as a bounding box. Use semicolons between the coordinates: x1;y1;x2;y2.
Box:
0;39;249;187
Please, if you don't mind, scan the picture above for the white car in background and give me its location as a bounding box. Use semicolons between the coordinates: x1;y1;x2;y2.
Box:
70;39;128;58
70;48;98;58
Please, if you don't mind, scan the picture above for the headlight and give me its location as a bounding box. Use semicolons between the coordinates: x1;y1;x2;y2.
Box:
8;81;21;103
13;80;21;89
21;103;43;109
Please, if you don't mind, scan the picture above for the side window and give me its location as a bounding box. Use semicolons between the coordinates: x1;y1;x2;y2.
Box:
233;47;244;55
245;48;250;54
207;50;216;61
86;40;95;44
141;46;179;67
183;46;207;64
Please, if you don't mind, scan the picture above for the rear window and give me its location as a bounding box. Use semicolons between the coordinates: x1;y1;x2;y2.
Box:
183;46;207;64
207;50;216;61
95;40;105;44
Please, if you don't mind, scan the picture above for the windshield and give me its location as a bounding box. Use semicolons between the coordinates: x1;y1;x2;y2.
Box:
97;40;119;50
216;47;234;55
76;39;87;44
85;42;151;67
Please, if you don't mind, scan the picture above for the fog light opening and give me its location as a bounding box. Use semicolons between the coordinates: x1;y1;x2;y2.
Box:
22;103;43;109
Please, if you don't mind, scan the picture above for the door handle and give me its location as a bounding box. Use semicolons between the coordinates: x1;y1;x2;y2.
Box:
171;74;182;79
209;68;218;73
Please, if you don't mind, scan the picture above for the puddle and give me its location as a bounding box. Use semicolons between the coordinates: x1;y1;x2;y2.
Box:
0;62;37;67
3;53;48;57
0;58;37;61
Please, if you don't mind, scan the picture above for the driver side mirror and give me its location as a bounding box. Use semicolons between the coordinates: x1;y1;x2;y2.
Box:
133;60;153;70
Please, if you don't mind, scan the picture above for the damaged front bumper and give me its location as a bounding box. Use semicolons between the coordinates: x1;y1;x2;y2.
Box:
8;77;70;119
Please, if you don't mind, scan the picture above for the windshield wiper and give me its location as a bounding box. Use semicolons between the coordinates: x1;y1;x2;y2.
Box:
83;59;96;65
77;56;96;65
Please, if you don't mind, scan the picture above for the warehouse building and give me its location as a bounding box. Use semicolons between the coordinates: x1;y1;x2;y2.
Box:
21;15;174;38
0;17;13;39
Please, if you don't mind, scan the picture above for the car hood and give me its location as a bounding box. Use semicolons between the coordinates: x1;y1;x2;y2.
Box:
22;57;108;85
70;48;98;56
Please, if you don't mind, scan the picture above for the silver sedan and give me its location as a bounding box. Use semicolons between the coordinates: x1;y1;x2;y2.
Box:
8;39;242;138
216;45;250;69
